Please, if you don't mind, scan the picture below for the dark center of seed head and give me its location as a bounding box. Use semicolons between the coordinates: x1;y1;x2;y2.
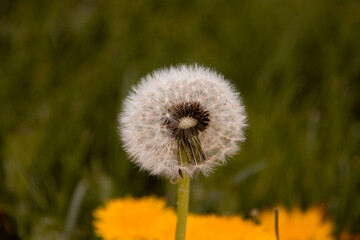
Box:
162;101;210;140
162;101;210;172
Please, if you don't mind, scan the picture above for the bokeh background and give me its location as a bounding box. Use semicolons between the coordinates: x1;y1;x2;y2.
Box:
1;0;360;239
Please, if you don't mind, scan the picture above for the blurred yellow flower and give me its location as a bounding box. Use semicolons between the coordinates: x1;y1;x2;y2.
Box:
93;196;274;240
186;214;275;240
259;206;334;240
93;197;335;240
93;196;176;240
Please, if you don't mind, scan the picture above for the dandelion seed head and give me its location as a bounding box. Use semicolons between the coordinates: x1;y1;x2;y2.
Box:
119;64;247;179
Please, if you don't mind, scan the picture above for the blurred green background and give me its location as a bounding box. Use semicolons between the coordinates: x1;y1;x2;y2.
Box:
1;0;360;239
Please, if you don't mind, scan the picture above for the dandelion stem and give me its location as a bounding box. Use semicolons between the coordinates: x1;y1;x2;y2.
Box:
275;207;279;240
175;169;190;240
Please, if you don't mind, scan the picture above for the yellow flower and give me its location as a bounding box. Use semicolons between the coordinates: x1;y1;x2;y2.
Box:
259;206;334;240
93;196;176;240
186;214;275;240
93;197;335;240
93;197;275;240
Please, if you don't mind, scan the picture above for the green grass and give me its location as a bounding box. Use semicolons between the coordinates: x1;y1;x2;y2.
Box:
1;0;360;239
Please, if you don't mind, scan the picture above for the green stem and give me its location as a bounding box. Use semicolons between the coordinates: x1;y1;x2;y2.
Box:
175;172;190;240
275;207;279;240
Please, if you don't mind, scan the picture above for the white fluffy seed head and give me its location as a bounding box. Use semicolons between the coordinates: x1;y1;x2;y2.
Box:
119;64;247;179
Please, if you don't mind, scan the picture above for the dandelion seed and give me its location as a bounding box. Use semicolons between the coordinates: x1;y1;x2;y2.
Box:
119;64;247;179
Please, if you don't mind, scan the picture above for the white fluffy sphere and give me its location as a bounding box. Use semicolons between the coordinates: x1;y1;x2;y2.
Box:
119;65;247;179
